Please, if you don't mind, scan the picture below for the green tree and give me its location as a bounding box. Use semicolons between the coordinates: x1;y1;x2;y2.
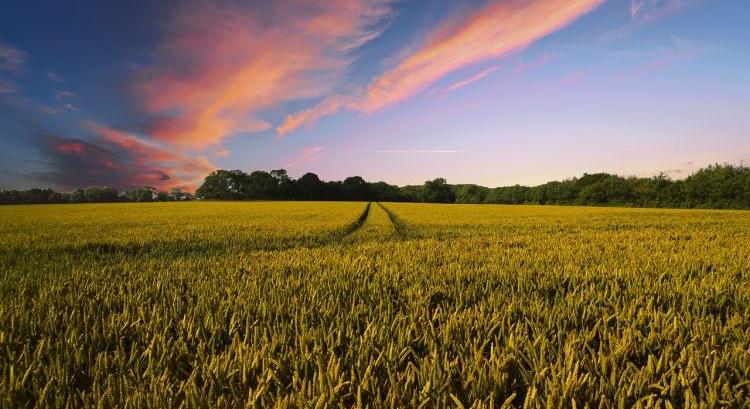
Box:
455;185;488;204
421;178;455;203
195;170;249;200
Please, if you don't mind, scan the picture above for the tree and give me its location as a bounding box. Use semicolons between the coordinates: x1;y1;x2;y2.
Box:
455;185;488;204
270;169;293;199
170;187;191;201
421;178;455;203
4;163;750;209
246;171;278;200
370;182;403;202
83;187;118;202
126;186;157;202
296;173;324;200
343;176;370;201
683;164;748;208
195;170;249;200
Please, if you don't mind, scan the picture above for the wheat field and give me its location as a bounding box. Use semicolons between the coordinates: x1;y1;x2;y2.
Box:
1;202;749;408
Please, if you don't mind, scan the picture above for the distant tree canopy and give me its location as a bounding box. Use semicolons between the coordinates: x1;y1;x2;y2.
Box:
2;164;750;209
0;185;192;204
194;169;403;202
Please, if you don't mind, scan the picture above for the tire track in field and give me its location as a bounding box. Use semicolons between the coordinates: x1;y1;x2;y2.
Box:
376;202;408;238
341;202;371;237
37;202;375;260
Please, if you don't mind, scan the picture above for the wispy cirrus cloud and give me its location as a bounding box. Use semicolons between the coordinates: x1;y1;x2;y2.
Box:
601;0;699;41
614;37;709;80
137;0;394;149
285;146;324;169
46;72;63;83
0;42;25;72
629;0;695;21
440;66;499;94
373;149;469;154
0;42;25;94
354;0;604;113
54;90;80;111
276;95;349;137
29;0;393;190
278;0;604;135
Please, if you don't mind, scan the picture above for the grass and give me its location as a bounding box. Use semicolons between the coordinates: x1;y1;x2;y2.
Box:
1;201;749;408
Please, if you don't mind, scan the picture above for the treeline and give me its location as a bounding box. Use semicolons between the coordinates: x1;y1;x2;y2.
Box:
2;164;750;209
0;186;192;204
453;164;750;209
192;165;750;209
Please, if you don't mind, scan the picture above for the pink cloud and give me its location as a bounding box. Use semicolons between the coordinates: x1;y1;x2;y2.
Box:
278;0;604;135
441;66;500;94
213;148;230;158
354;0;604;113
137;0;394;148
54;142;87;155
285;146;324;169
277;95;349;137
86;122;216;190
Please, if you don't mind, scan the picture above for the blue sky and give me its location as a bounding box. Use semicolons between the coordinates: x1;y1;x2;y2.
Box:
0;0;748;190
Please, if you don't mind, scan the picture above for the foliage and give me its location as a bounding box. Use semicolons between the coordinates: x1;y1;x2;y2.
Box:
1;201;749;407
3;163;750;209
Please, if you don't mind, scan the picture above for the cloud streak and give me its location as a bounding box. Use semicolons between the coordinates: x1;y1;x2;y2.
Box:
0;42;25;95
441;66;499;94
373;149;469;154
137;0;394;148
629;0;695;21
278;0;604;135
0;42;25;72
285;146;324;169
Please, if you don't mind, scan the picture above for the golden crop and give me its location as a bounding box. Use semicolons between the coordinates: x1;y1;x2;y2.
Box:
1;201;748;408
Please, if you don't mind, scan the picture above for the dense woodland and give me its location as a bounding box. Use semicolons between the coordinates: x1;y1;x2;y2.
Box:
2;164;750;209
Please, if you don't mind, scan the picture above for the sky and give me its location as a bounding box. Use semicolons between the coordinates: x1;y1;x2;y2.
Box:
0;0;748;191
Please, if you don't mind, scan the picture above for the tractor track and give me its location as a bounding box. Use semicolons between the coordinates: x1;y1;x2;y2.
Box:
341;202;371;237
376;202;408;238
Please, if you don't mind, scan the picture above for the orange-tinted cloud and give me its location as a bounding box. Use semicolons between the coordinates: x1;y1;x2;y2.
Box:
277;95;350;137
278;0;603;135
213;148;230;158
86;122;215;190
36;123;216;191
138;0;393;148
